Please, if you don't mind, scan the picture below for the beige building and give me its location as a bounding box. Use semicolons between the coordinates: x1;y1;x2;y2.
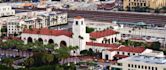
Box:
0;5;15;17
123;0;166;10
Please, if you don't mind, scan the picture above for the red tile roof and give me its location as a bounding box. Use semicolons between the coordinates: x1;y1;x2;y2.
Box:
86;42;119;49
130;38;145;41
74;16;83;19
108;46;145;53
86;42;145;53
90;29;118;38
23;28;73;37
114;54;128;59
118;46;145;53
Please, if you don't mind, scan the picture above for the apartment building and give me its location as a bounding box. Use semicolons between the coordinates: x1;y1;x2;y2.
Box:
6;19;24;36
123;0;166;10
0;5;15;17
3;10;68;36
35;12;67;28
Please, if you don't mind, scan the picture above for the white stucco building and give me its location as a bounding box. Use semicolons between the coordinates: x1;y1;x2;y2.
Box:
4;10;67;36
111;53;166;70
7;19;24;36
0;5;15;17
35;11;67;28
101;46;146;60
21;16;121;54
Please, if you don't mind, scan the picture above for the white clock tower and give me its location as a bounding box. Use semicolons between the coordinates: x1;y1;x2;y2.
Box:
72;16;87;53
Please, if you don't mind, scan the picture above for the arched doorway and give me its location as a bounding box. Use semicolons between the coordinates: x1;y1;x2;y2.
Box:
60;41;67;47
27;37;33;43
48;39;54;44
38;38;43;44
105;54;109;60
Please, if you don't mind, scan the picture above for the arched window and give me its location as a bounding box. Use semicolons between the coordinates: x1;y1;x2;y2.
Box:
27;37;33;43
48;39;54;44
75;21;78;25
38;38;43;44
112;38;114;43
115;37;117;42
60;41;67;47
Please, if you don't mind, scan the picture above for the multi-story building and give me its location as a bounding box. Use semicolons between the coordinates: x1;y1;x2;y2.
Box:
21;16;121;55
0;5;15;17
111;53;166;70
123;0;166;10
6;19;24;36
30;11;68;28
48;0;113;2
4;11;67;36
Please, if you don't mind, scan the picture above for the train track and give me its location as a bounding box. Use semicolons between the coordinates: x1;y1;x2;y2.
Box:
52;9;166;26
15;8;166;26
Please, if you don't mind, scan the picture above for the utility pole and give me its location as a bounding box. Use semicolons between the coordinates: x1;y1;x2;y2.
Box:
164;37;166;49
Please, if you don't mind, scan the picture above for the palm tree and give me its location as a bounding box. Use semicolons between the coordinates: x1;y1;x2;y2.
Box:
55;46;79;63
42;53;54;64
3;40;23;49
44;44;54;51
55;47;71;64
24;57;34;68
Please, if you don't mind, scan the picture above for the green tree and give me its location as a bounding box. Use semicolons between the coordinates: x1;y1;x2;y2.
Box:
42;53;54;64
55;65;64;70
55;47;70;64
44;44;55;51
14;32;18;36
2;40;24;49
68;46;79;51
154;8;160;13
1;27;7;32
161;6;166;10
163;50;166;55
80;50;89;56
0;64;13;70
122;40;129;46
150;42;161;51
86;27;95;33
80;49;95;56
32;52;44;66
2;58;14;67
0;27;7;37
88;48;95;56
90;38;96;41
24;57;34;68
